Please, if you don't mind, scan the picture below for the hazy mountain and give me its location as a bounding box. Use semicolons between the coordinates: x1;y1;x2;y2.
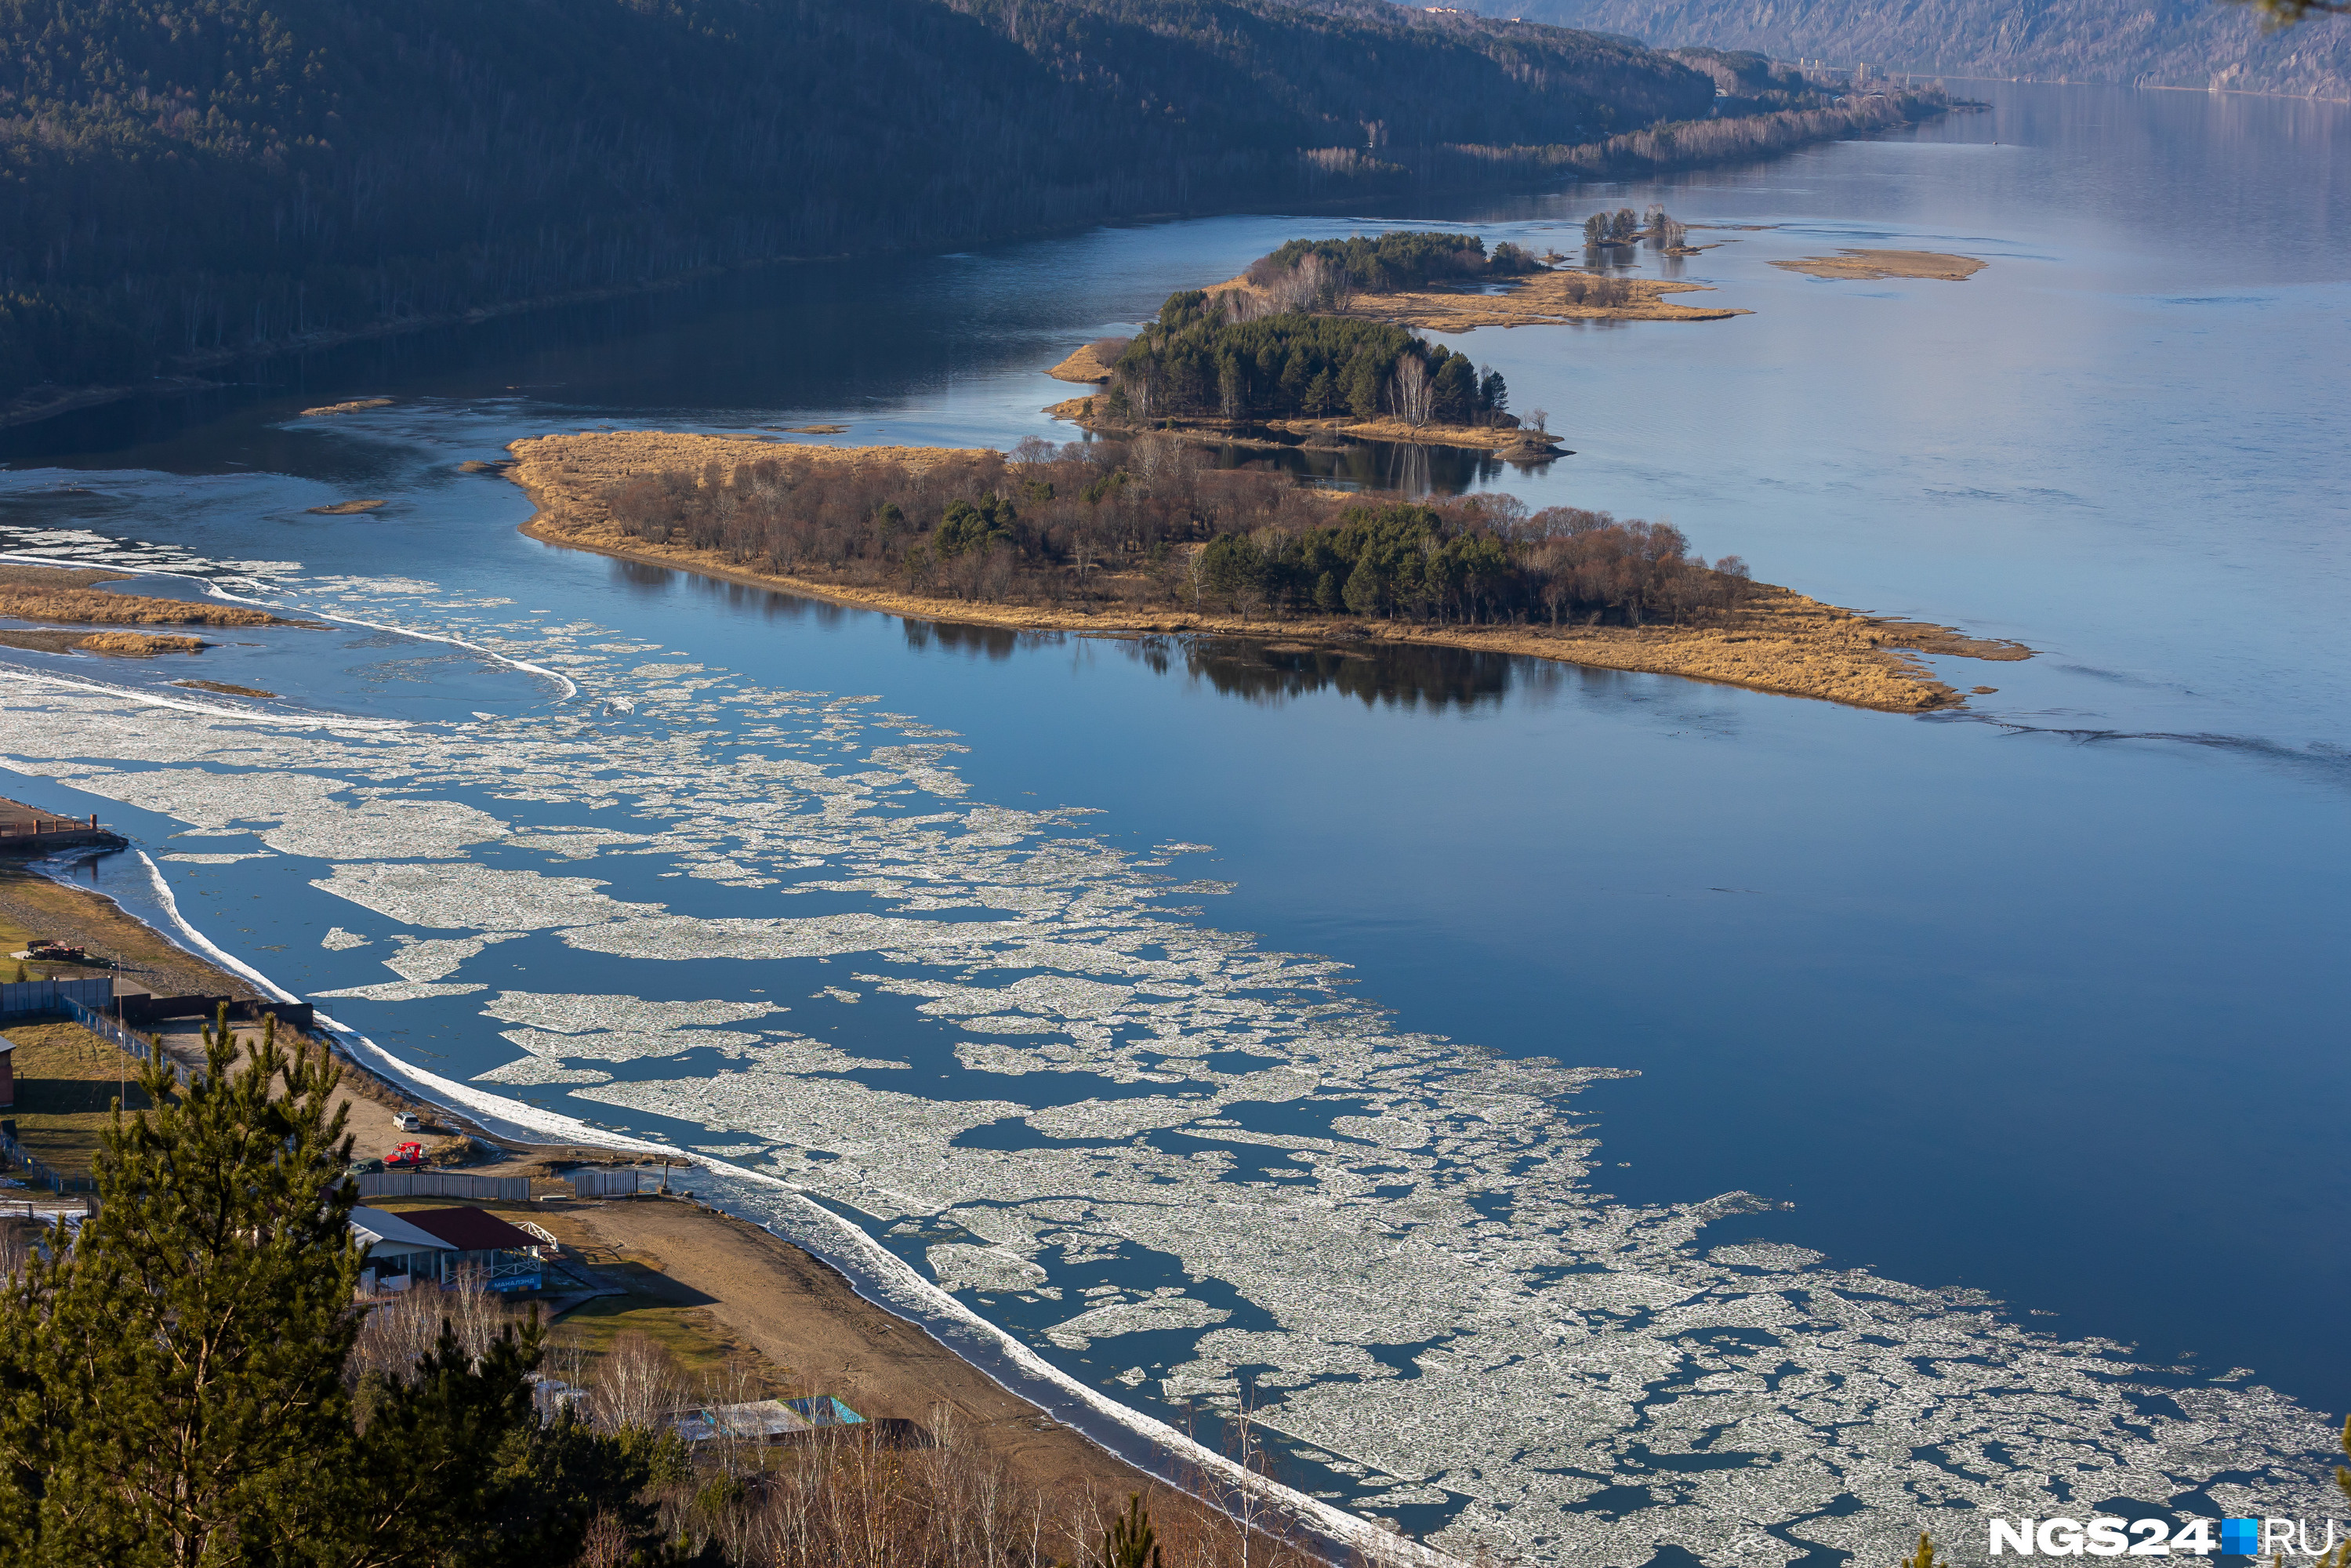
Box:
1465;0;2351;100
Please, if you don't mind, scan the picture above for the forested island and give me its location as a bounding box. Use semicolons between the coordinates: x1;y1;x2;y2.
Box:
508;430;2029;713
1050;227;1747;456
0;0;1946;416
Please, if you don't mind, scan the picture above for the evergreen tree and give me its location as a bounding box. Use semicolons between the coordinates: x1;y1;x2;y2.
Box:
0;1011;363;1567
1100;1492;1162;1568
1342;553;1386;618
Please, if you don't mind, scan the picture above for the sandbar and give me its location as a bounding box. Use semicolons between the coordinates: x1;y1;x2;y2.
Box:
1047;339;1129;383
299;397;394;416
1771;249;1986;281
1206;269;1747;329
1043;395;1560;457
307;499;388;515
507;431;2030;715
172;679;279;699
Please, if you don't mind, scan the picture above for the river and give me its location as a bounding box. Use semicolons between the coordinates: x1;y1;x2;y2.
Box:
0;79;2345;1566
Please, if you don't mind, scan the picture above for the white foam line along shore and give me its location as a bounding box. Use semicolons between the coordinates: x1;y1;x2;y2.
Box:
0;551;579;705
283;606;580;703
67;851;1450;1567
0;669;412;728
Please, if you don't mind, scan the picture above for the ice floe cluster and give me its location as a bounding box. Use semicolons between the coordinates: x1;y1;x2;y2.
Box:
0;544;2337;1568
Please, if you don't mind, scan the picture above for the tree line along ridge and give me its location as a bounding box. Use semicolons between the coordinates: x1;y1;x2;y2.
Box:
0;0;1946;404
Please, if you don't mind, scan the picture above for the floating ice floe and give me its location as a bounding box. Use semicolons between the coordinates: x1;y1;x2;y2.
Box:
310;980;487;1001
1046;1294;1232;1349
314;863;662;930
928;1243;1050;1293
381;931;524;982
0;565;2336;1568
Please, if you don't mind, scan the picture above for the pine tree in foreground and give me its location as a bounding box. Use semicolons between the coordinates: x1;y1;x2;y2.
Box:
0;1011;364;1566
0;1007;684;1568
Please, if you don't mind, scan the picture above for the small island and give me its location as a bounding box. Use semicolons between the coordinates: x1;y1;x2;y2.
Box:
506;430;2028;714
0;563;315;657
1772;249;1987;281
1048;230;1748;459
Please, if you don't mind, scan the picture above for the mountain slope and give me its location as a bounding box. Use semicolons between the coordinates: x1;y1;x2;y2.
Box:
1467;0;2351;100
0;0;1717;399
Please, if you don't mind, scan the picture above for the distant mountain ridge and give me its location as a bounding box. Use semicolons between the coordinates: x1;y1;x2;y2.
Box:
1464;0;2351;100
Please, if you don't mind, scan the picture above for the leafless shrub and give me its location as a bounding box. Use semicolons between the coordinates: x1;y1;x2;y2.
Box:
347;1269;519;1389
598;1330;688;1433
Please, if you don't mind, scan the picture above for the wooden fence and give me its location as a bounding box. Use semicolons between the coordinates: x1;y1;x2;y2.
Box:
354;1171;532;1202
568;1167;680;1200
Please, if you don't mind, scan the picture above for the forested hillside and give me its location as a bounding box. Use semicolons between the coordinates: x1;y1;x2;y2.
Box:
0;0;1718;401
1468;0;2351;100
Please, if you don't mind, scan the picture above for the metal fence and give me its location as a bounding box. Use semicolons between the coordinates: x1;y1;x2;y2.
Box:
568;1167;681;1200
354;1171;532;1202
56;995;194;1087
0;977;114;1018
0;1130;96;1195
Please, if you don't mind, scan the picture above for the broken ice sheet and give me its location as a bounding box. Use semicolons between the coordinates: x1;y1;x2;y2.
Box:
0;602;2335;1568
928;1243;1049;1293
478;991;785;1034
381;931;524;982
1044;1295;1230;1349
314;863;662;929
310;980;486;1001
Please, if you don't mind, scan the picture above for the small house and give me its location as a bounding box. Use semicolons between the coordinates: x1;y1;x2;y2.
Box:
350;1206;458;1291
396;1206;548;1292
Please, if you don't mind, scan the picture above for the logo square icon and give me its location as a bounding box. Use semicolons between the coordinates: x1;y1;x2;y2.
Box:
2220;1519;2261;1555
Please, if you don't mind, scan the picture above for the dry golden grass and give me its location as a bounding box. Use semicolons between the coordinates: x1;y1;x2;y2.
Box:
0;1018;154;1177
1345;269;1745;328
0;564;129;591
1205;269;1746;328
509;431;2029;714
72;631;209;655
1771;249;1986;281
1043;395;1546;456
0;585;285;627
508;431;989;519
1045;341;1124;383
